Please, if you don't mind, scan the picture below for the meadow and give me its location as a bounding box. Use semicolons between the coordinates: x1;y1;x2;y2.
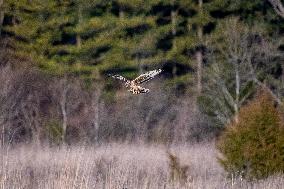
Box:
1;143;283;189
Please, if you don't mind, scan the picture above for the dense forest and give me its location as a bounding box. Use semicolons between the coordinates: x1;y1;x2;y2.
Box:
0;0;284;145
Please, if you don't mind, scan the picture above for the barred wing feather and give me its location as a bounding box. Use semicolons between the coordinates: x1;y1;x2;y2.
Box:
133;69;162;84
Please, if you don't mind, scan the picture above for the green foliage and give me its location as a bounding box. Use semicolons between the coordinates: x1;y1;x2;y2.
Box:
223;0;283;29
2;0;283;93
4;0;112;78
2;0;226;86
217;92;284;179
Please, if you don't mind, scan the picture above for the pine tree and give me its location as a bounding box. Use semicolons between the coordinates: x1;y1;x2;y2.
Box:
147;0;227;95
3;0;283;93
4;0;111;78
96;0;161;78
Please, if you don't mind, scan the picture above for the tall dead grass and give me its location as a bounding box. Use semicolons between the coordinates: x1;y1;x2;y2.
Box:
0;143;283;189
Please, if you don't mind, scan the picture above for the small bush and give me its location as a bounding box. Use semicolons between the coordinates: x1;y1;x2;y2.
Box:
217;92;284;179
167;151;190;184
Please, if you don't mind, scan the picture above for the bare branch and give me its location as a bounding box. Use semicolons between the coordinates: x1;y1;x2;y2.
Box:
253;78;283;105
268;0;284;18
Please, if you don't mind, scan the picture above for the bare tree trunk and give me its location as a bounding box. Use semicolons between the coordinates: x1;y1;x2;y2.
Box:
76;4;82;48
253;78;283;106
191;0;204;112
60;77;68;144
119;6;124;19
268;0;284;18
171;11;177;50
0;65;8;146
76;35;82;49
91;84;102;144
21;93;41;147
136;55;144;105
137;55;143;75
170;4;178;79
196;0;203;95
234;62;240;123
33;95;41;146
196;51;202;94
248;58;283;106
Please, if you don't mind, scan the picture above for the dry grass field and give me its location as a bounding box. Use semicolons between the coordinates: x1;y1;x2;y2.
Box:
1;143;283;189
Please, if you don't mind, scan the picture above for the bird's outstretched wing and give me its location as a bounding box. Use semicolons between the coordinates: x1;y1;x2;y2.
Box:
109;74;129;83
133;69;162;84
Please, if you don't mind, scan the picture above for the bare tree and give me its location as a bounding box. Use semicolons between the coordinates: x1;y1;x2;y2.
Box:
196;0;203;96
0;64;51;145
268;0;284;18
90;82;103;144
205;18;254;124
203;18;280;125
245;22;283;106
21;91;42;146
59;76;69;143
50;75;93;144
50;75;71;143
171;0;178;50
0;65;13;146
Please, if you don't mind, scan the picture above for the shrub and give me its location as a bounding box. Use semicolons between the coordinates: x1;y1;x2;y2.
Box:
217;92;284;179
167;151;190;184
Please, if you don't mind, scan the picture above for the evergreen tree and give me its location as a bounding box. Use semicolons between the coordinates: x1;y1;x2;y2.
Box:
3;0;111;78
2;0;283;94
147;0;227;95
104;0;160;77
217;92;284;179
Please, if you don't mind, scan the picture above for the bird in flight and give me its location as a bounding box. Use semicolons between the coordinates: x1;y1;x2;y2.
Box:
109;69;162;94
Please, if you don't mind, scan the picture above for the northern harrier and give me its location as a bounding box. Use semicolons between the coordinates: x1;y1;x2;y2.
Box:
109;69;162;94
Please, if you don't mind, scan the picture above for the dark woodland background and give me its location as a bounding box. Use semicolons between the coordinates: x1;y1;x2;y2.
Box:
0;0;284;145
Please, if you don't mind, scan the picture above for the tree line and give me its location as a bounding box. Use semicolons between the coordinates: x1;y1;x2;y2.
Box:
0;0;283;145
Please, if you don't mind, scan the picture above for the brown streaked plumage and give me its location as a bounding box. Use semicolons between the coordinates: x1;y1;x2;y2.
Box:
109;69;162;94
